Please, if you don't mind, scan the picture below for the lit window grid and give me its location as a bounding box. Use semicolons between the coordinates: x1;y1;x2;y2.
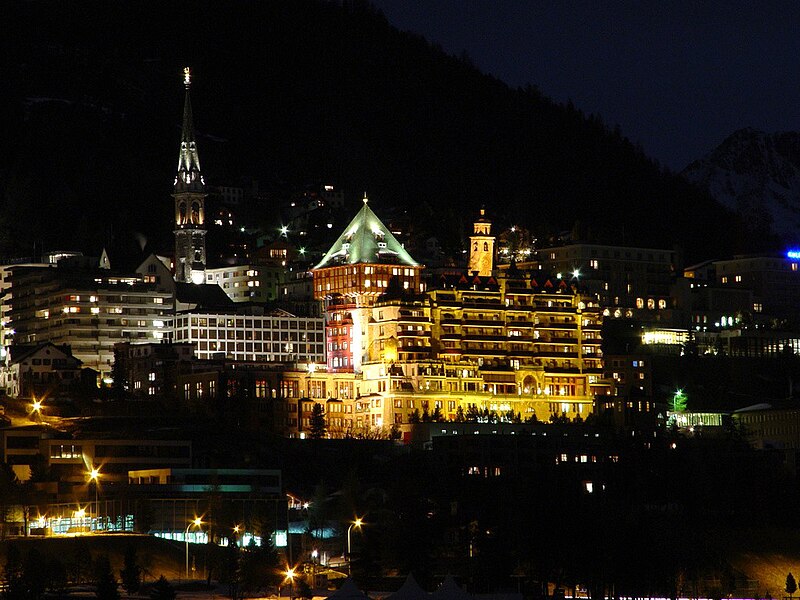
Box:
174;312;325;363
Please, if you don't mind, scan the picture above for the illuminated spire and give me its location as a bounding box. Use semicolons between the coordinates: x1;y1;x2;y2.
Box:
175;67;204;193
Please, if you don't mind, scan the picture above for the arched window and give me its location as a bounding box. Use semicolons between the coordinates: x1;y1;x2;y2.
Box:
473;242;478;252
191;202;201;224
483;242;488;252
178;202;187;224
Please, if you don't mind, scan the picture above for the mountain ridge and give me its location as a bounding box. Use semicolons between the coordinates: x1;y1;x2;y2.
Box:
0;0;775;264
683;127;800;242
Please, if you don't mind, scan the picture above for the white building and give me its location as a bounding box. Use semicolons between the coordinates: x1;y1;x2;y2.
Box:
173;308;325;363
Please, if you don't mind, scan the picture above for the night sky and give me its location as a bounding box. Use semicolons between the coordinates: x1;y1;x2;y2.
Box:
372;0;800;170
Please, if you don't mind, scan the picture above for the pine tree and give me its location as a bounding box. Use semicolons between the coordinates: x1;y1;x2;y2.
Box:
787;573;797;599
22;549;47;600
46;557;68;596
119;544;141;595
295;577;313;599
308;403;326;439
4;544;24;600
94;555;120;600
150;575;176;600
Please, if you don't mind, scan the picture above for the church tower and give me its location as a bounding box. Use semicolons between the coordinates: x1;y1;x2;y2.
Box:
173;67;207;284
468;209;495;277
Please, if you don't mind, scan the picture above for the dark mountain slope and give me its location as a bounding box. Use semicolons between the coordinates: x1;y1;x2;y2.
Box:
0;1;772;263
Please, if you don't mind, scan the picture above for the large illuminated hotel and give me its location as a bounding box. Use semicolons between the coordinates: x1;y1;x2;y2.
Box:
280;203;609;437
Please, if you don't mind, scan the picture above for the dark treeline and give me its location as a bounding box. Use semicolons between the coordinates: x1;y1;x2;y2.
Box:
273;429;795;598
1;1;775;266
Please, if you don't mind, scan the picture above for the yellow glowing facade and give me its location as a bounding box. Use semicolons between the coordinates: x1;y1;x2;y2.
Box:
468;209;495;277
284;270;608;438
293;202;610;438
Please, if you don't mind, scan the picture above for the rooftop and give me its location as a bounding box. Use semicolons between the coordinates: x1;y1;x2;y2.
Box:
314;196;418;270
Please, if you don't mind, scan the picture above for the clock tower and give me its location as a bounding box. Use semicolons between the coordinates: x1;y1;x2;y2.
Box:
468;209;495;277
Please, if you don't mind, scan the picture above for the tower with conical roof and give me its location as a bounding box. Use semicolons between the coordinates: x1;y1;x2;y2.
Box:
173;67;207;284
313;195;424;372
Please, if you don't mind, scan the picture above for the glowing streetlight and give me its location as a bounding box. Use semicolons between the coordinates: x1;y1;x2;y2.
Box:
284;567;296;599
185;517;203;580
87;466;101;532
233;524;241;548
346;517;363;576
572;269;580;279
31;398;42;413
280;225;289;237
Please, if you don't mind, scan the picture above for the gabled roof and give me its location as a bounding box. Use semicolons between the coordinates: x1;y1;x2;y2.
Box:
9;343;81;366
314;197;418;270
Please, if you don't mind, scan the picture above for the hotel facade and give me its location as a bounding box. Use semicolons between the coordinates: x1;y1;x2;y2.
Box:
279;203;609;438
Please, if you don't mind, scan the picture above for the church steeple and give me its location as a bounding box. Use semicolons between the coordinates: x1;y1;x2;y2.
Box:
173;67;207;284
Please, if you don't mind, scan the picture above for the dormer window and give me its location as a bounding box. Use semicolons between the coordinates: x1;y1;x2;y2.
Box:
377;242;387;249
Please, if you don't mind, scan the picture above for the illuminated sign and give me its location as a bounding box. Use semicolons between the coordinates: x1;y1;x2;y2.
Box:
787;250;800;260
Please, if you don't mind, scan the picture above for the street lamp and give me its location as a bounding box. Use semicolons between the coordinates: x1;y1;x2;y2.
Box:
311;549;318;590
233;524;241;548
185;517;203;580
31;397;42;422
346;517;363;576
284;567;296;599
87;467;100;531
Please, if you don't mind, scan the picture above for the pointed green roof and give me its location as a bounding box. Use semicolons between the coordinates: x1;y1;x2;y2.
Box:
314;197;419;270
175;67;204;194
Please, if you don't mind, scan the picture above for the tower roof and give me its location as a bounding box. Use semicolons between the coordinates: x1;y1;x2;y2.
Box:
174;67;204;194
314;196;419;270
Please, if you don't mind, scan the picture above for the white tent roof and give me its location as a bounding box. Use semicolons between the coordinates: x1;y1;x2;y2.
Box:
432;576;471;600
387;574;430;600
328;578;371;600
